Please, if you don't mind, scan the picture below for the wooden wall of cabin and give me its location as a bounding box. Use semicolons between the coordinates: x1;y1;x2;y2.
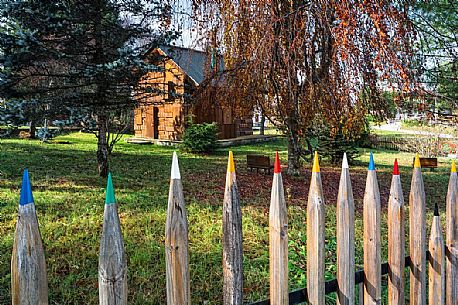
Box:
134;56;187;140
191;104;253;139
234;116;253;137
134;103;185;140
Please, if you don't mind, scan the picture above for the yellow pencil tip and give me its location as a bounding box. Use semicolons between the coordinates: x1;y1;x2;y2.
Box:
452;160;456;173
312;151;320;173
414;153;421;168
227;151;235;173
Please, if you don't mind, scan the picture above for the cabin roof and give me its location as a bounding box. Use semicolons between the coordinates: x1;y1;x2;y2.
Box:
151;45;223;85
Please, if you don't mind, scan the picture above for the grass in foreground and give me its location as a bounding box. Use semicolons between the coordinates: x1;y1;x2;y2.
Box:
0;132;453;304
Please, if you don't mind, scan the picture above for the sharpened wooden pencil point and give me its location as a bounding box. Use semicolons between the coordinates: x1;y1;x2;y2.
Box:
171;151;181;180
363;155;381;305
410;153;426;305
105;173;116;204
336;153;355;305
307;152;325;304
414;153;421;168
166;153;190;305
446;161;458;305
99;173;127;305
223;151;243;305
393;158;400;175
12;170;49;305
312;151;320;173
388;159;405;305
269;154;288;304
274;151;281;174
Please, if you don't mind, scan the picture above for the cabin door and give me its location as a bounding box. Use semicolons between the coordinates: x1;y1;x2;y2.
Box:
153;107;159;139
143;107;153;138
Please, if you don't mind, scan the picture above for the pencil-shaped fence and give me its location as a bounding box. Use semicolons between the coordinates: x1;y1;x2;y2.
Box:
388;159;405;305
8;151;458;304
269;152;288;305
11;170;48;305
336;153;355;305
98;173;127;305
307;152;325;305
363;153;381;304
165;152;191;305
411;153;427;305
446;161;458;305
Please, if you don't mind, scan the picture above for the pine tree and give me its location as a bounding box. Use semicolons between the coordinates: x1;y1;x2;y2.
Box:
0;0;178;176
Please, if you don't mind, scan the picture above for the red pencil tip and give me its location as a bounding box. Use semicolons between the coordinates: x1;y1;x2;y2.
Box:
274;151;281;173
393;159;400;175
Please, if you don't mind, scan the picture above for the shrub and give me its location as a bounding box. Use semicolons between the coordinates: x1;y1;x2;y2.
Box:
182;122;218;153
316;132;360;164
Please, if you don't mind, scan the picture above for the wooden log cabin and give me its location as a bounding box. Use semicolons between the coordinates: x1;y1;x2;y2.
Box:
134;45;253;140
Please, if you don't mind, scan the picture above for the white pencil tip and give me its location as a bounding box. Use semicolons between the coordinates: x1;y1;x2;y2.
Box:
171;151;181;179
342;153;349;169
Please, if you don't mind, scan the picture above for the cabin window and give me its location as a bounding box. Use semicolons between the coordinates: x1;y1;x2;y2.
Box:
167;81;176;101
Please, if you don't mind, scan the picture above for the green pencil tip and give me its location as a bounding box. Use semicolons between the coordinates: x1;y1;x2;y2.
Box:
105;173;116;205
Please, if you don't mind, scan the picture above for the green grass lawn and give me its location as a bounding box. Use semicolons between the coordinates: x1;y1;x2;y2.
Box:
0;132;453;304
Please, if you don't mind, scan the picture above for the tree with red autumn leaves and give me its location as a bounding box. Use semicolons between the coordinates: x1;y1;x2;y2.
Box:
191;0;415;174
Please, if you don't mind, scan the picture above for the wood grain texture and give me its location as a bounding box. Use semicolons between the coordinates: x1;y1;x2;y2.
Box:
11;204;49;305
165;178;190;305
446;171;458;305
336;164;355;305
388;174;405;305
363;170;381;305
307;171;325;305
99;203;128;305
409;168;426;305
359;282;364;305
269;172;288;305
429;215;445;305
222;171;243;305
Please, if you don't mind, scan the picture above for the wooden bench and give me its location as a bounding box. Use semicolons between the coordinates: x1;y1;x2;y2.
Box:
247;155;274;174
412;157;438;170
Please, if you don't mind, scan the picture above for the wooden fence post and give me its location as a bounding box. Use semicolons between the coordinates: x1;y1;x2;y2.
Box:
269;152;288;305
222;151;243;305
446;160;458;305
410;154;426;305
363;153;381;305
11;169;49;305
388;159;405;305
429;204;445;305
307;152;325;305
359;283;364;305
336;153;355;305
165;152;190;305
98;173;128;305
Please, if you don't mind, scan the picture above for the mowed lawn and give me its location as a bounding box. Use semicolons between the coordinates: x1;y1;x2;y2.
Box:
0;132;453;304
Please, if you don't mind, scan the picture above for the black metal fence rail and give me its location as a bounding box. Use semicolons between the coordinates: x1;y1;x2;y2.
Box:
248;253;427;305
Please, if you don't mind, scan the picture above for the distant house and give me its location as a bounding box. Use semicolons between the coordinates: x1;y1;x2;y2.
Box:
134;45;253;140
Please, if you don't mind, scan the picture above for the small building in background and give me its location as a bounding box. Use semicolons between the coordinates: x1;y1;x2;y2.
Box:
134;45;253;140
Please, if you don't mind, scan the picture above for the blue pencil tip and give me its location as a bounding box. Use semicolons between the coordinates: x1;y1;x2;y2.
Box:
19;169;34;205
368;152;375;170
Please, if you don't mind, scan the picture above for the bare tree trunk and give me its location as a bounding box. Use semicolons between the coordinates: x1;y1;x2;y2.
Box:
29;120;36;139
287;132;301;176
97;114;109;178
260;112;265;135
